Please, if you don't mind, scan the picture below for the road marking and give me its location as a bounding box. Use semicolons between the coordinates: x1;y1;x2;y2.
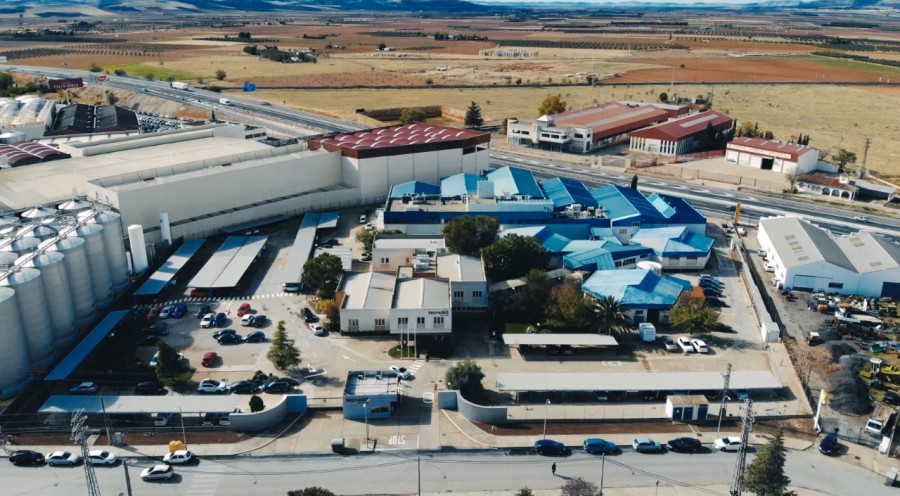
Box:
342;355;356;362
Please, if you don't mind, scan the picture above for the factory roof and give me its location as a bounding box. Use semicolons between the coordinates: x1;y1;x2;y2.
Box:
45;311;128;381
281;213;320;285
728;137;818;162
562;248;616;271
540;177;599;209
496;370;782;392
389;180;441;199
630;110;733;141
394;277;450;309
339;271;396;310
647;193;707;225
0;141;69;167
441;173;485;198
134;239;206;296
188;236;268;288
582;269;690;309
372;235;446;251
523;101;671;142
630;227;714;257
309;123;489;159
46;104;138;136
40;394;243;415
590;184;663;223
486;166;544;198
502;334;618;347
855;179;896;196
345;370;400;396
436;254;486;282
0;96;54;127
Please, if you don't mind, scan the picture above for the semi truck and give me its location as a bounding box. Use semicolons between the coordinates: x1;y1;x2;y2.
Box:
219;98;231;105
170;81;189;90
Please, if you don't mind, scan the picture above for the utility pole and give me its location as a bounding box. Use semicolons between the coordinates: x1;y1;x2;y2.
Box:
729;399;755;496
859;138;871;179
417;455;421;496
72;409;102;496
599;453;606;496
717;363;733;438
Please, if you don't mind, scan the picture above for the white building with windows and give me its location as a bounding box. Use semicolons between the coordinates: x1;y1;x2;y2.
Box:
371;235;447;272
437;254;488;312
726;137;819;175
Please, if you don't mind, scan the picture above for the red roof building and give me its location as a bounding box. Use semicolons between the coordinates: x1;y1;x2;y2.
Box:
309;123;490;159
628;110;734;156
726;137;819;175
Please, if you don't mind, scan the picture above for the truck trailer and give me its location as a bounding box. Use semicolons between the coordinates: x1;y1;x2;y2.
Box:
219;98;231;105
170;81;189;90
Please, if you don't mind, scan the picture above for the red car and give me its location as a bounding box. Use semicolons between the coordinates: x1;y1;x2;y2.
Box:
201;352;218;367
147;306;163;320
237;303;252;316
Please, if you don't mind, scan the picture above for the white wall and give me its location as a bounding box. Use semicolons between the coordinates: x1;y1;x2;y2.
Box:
858;269;900;298
391;307;452;335
340;307;391;333
656;254;710;270
449;280;488;309
371;247;418;272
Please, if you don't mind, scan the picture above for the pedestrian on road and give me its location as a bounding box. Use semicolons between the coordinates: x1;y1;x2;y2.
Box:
551;463;556;476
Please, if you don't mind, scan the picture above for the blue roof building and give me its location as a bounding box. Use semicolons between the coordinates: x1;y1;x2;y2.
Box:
563;248;616;271
590;184;666;224
540;177;598;210
441;173;486;199
582;269;691;323
389;180;441;199
648;193;707;228
630;227;714;270
486;166;544;198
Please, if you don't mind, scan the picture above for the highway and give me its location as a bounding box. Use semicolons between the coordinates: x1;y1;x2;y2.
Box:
2;449;886;496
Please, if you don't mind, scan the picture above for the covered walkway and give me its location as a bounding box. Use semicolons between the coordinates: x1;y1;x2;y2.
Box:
134;239;206;298
45;311;128;381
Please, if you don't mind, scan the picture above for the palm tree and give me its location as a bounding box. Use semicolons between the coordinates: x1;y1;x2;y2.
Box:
592;295;632;339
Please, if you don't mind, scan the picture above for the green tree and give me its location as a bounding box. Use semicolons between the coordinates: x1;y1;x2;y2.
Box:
267;320;301;370
515;489;534;496
658;91;668;103
287;488;336;496
833;148;857;172
743;428;791;496
317;299;341;332
113;69;126;76
669;294;719;334
537;94;566;116
249;394;265;412
0;73;13;91
145;73;155;81
560;477;598;496
215;69;227;80
464;101;483;128
425;78;434;86
546;280;596;330
442;216;499;255
88;62;103;72
482;234;549;281
238;31;252;40
592;295;632;338
445;359;485;401
399;107;427;123
356;229;402;255
105;91;118;105
303;253;343;298
377;43;387;51
155;340;188;381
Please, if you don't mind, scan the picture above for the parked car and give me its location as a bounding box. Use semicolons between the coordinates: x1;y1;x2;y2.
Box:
359;214;367;224
159;305;174;319
197;379;228;394
154;412;175;427
141;464;175;481
201;352;219;367
87;450;118;466
691;339;710;354
390;365;413;380
132;306;151;320
283;282;302;293
667;437;702;453
143;324;169;336
139;335;161;346
884;391;900;406
756;248;767;257
8;450;45;466
200;313;215;328
212;328;237;339
46;451;81;466
764;263;775;272
632;438;664;453
302;307;318;323
703;287;724;297
729;389;750;401
714;437;744;452
583;438;617;455
237;303;251;316
214;312;227;327
147;306;163;320
251;315;267;327
661;336;678;352
171;304;187;318
196;305;211;319
135;381;166;395
308;322;325;335
189;289;210;297
819;432;839;455
202;413;224;426
595;391;626;402
263;380;293;393
676;336;694;353
230;381;261;394
217;333;242;345
241;314;255;326
149;351;184;368
534;439;570;456
70;382;99;394
245;331;266;343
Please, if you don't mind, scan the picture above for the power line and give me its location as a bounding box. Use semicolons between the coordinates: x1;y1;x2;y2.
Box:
71;409;102;496
729;399;755;496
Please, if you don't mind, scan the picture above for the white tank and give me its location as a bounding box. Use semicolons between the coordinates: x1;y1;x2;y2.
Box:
0;286;32;399
0;252;16;267
92;211;129;292
57;199;93;213
18;252;76;347
159;211;172;246
22;225;57;241
20;207;55;220
75;224;113;309
1;268;55;369
128;224;149;274
636;261;663;276
0;215;18;225
3;236;40;255
49;237;95;328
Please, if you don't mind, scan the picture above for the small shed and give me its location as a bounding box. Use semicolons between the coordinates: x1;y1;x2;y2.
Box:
665;395;709;422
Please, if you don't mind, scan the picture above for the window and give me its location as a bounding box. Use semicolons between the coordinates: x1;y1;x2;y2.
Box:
416;317;425;325
618;228;628;235
615;257;637;268
375;318;386;327
434;316;444;325
398;317;408;326
472;291;483;299
453;291;464;298
348;319;359;327
634;310;644;315
574;133;584;138
687;256;698;260
632;222;641;227
828;282;844;289
380;258;389;264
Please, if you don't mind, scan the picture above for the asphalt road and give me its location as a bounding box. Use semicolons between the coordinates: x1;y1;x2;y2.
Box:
3;449;886;496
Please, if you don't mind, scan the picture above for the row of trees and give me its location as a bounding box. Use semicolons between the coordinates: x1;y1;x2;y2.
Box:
398;101;483;128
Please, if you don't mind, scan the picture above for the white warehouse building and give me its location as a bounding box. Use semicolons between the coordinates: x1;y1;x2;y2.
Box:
726;137;819;175
757;216;900;298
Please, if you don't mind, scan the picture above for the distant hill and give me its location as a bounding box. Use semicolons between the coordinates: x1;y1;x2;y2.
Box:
94;0;492;14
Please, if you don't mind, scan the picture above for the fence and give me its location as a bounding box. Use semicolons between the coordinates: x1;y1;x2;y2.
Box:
671;150;725;163
634;164;785;191
819;416;881;449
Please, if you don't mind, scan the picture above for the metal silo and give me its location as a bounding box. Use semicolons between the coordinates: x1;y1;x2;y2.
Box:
20;225;57;241
3;236;40;255
1;268;55;369
20;207;55;220
75;224;113;309
18;252;76;347
92;211;129;292
57;199;93;213
0;251;16;267
49;237;95;328
0;286;32;399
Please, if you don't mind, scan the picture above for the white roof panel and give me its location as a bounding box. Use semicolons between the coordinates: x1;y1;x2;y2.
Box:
188;236;267;288
502;334;618;346
39;395;243;415
496;371;781;392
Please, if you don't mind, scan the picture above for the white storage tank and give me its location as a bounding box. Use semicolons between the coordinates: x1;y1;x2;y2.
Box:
3;236;40;255
22;225;57;241
18;252;77;347
57;199;93;213
20;207;55;220
92;211;129;292
0;251;17;266
128;224;149;274
76;224;113;309
0;286;32;399
637;261;663;276
49;237;95;328
1;268;55;369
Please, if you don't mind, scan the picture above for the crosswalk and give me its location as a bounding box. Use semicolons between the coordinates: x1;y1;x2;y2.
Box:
171;292;293;304
184;464;226;496
407;359;426;377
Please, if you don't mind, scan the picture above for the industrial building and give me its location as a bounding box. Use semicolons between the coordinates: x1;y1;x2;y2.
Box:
343;370;400;420
629;110;734;156
507;101;675;153
0;141;70;168
436;254;488;312
370;235;447;273
757;216;900;297
726;137;819;175
582;268;691;323
0;95;56;140
46;103;139;136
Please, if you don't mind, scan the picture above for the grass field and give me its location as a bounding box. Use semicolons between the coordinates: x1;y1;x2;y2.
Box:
102;63;201;81
257;84;900;176
786;55;900;78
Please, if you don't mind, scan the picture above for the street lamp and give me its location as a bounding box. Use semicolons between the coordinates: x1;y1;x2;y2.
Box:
364;400;370;448
543;399;550;440
178;407;187;446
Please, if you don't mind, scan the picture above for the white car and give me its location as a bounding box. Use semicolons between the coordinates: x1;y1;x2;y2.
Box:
241;314;254;326
661;336;678;352
200;312;216;328
715;436;744;452
154;412;175;427
46;451;81;466
87;450;118;466
853;216;869;223
150;351;184;368
365;223;374;231
159;305;174;319
141;464;174;481
162;449;194;465
359;214;367;224
763;262;775;272
390;365;414;380
197;379;228;394
676;336;694;353
690;338;709;354
308;322;325;336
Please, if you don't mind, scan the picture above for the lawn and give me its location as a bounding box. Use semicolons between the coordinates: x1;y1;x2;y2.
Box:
103;62;200;82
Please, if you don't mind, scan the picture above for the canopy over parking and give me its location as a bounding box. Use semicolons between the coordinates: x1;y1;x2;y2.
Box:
188;236;267;288
221;215;291;234
496;370;782;392
502;334;618;347
39;395;242;415
45;311;128;381
317;212;339;229
134;240;206;296
281;213;319;285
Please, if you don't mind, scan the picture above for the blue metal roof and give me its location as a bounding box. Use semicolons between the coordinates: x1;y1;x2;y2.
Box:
631;227;714;257
389;180;441;199
590;185;666;224
540;177;598;209
134;239;206;296
542;233;572;253
501;226;549;239
582;269;687;309
441;173;485;198
648;193;706;225
46;311;128;381
486;166;543;198
318;212;340;228
563;248;616;271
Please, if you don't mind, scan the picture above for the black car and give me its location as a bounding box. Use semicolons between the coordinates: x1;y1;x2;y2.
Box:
699;279;722;288
214;312;227;327
196;304;211;319
251;315;267;327
263;380;293;393
217;333;242;345
143;325;169;336
212;328;237;339
230;380;261;394
245;331;266;343
135;381;166;395
131;306;151;320
534;439;571;457
703;288;724;297
302;308;318;323
666;437;703;453
884;391;900;406
9;450;45;466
